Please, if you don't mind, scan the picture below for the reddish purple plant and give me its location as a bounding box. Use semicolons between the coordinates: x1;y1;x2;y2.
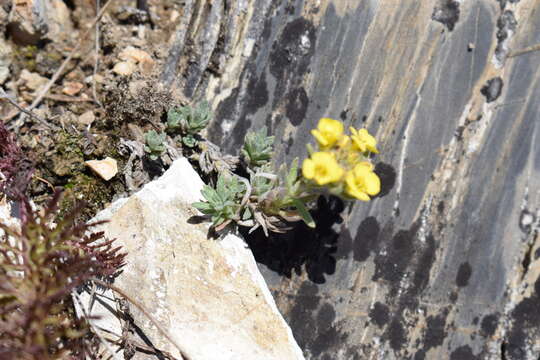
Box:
0;122;33;201
0;191;126;359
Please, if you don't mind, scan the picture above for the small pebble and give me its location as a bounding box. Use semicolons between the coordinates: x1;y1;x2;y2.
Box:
62;81;84;96
78;111;95;126
113;61;137;76
85;157;118;181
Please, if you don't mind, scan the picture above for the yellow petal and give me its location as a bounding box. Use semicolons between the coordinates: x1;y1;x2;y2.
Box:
319;118;344;136
338;135;350;148
356;191;371;201
355;162;374;173
345;172;368;200
309;152;344;185
328;164;344;183
359;129;379;153
345;172;356;190
302;158;315;179
364;172;381;195
311;129;329;147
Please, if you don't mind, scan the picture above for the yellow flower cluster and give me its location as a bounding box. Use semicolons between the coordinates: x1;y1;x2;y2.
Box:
302;118;381;201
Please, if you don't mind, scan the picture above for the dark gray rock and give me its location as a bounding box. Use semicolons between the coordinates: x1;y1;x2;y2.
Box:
164;1;540;359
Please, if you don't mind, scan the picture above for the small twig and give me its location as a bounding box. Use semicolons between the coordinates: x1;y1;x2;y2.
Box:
252;172;277;180
0;88;51;128
33;175;55;192
92;0;103;107
73;292;124;360
43;93;93;102
508;43;540;58
90;278;191;360
22;0;116;115
237;177;252;209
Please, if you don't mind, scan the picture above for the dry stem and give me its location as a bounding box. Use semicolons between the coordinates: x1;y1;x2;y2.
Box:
91;278;191;360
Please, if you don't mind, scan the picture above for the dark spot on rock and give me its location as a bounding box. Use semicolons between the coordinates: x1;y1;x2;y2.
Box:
414;350;426;360
297;282;320;309
317;303;336;327
480;313;499;337
505;276;540;356
373;221;418;291
369;302;389;328
437;201;445;214
346;346;361;360
386;318;407;351
285;87;309;126
480;77;503;103
340;109;348;120
335;230;353;260
372;218;437;303
353;217;380;262
311;323;349;358
432;0;460;31
534;247;540;260
231;118;252;149
374;163;396;198
449;291;458;302
456;262;472;287
377;116;383;123
285;4;295;14
411;234;437;296
269;17;316;80
310;304;349;357
450;345;477;360
261;15;272;41
424;312;448;350
502;339;525;359
454;125;465;141
472;317;479;325
246;74;269;115
497;10;517;42
288;282;320;348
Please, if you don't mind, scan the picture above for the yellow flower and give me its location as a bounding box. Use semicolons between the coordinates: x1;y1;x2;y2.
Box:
345;162;381;201
302;152;344;185
311;118;344;149
338;135;350;148
350;127;379;154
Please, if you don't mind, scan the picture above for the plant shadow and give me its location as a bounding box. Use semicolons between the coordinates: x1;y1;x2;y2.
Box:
241;195;344;284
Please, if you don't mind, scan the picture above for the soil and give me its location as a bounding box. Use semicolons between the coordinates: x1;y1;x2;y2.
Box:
0;0;188;220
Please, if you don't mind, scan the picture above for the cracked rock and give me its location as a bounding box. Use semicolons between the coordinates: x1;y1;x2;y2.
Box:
75;158;304;360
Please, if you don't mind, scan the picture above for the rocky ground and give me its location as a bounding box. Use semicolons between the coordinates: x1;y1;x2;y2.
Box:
2;1;540;359
1;0;189;219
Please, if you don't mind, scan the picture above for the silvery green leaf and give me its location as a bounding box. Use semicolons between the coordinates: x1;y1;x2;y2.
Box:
242;207;252;220
292;199;316;228
286;158;298;189
182;134;197;147
242;126;274;168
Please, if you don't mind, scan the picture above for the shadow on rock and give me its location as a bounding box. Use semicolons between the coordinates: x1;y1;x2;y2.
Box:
242;196;344;284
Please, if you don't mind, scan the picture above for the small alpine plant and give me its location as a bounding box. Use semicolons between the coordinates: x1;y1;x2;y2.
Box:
193;117;381;236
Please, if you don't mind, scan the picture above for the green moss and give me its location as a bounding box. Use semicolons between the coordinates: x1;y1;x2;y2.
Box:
13;45;38;72
59;173;115;221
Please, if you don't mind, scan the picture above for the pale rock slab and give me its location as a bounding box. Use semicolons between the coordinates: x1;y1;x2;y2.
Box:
85;157;118;181
79;158;304;360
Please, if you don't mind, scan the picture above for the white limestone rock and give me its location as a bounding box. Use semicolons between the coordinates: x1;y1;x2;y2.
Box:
77;158;304;360
85;157;118;181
